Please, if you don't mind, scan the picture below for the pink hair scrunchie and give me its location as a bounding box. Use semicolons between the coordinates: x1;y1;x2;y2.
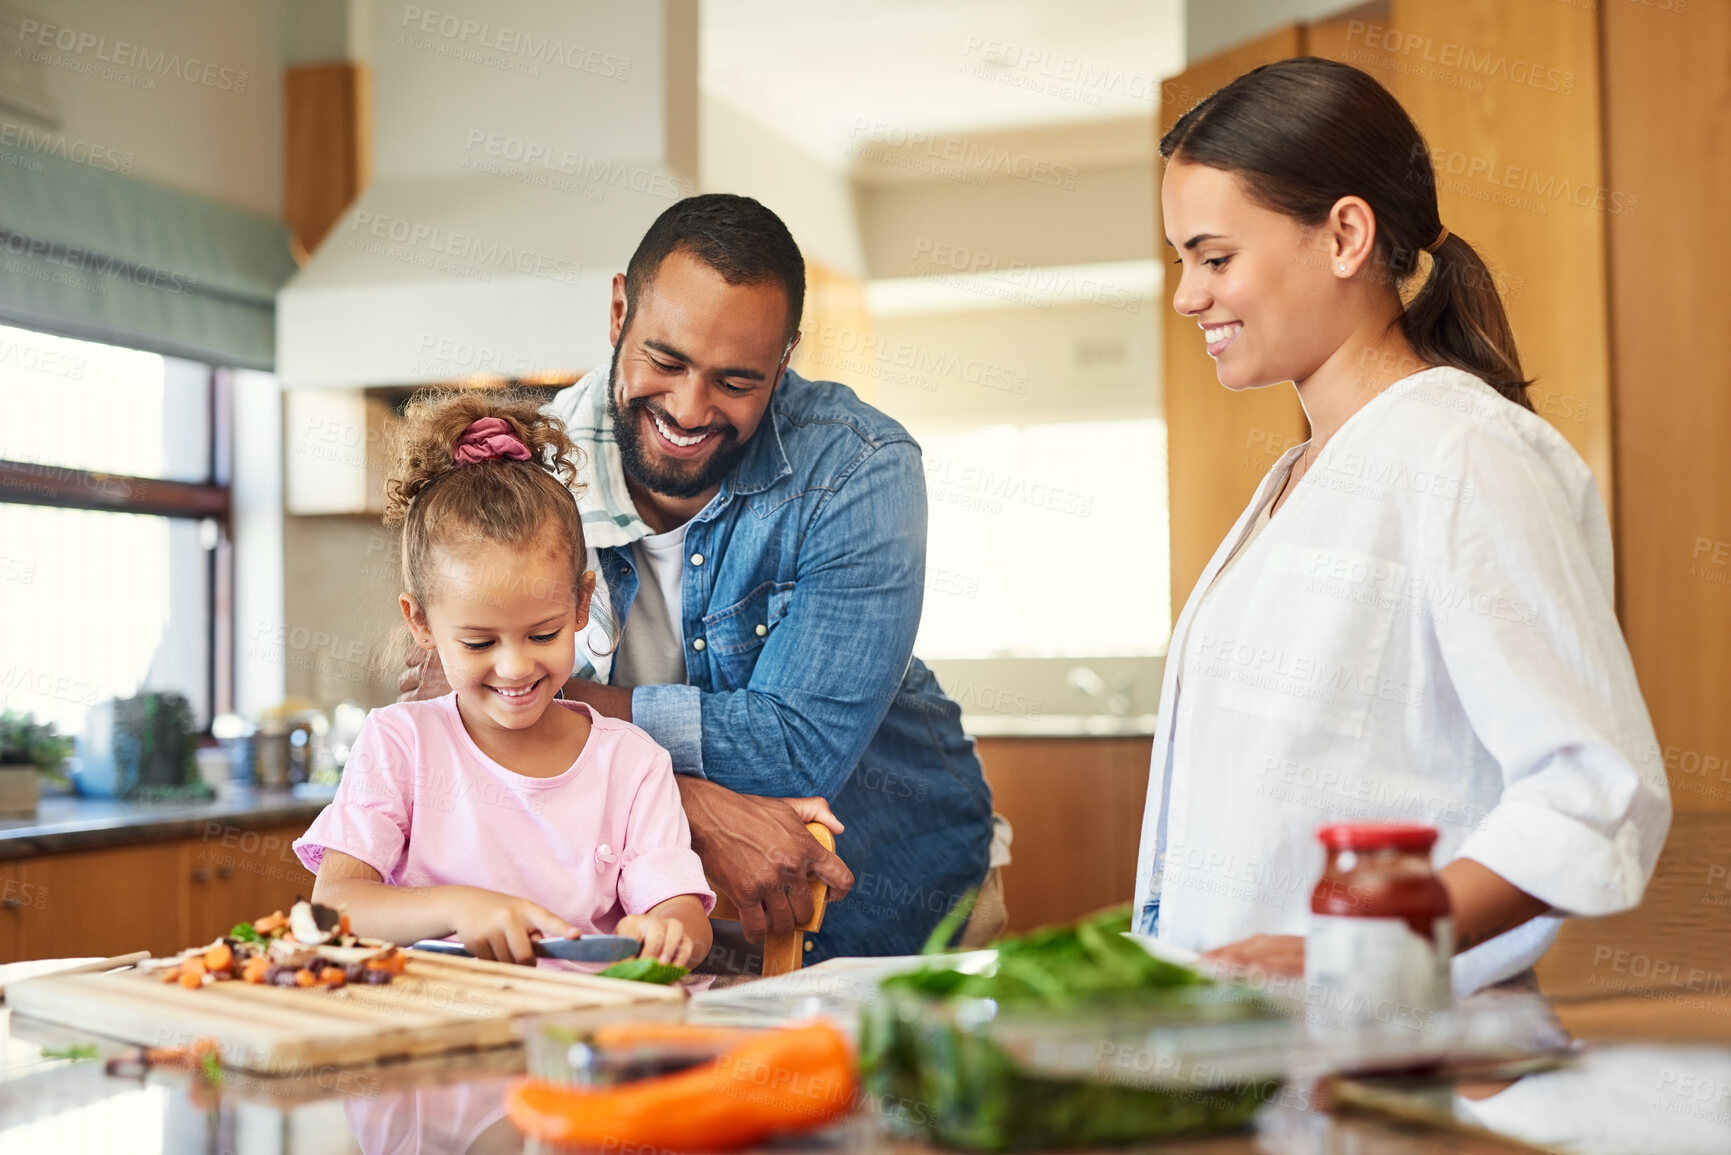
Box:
452;417;532;465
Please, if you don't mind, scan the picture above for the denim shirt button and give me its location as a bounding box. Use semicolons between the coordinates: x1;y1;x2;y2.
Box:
692;638;706;651
690;553;704;566
755;624;768;637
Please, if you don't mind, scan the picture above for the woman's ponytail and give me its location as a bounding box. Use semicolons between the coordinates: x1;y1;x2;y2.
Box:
1162;56;1530;409
1400;233;1531;408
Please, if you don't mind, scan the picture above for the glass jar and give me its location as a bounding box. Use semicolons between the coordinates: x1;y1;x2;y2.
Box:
1305;823;1453;1030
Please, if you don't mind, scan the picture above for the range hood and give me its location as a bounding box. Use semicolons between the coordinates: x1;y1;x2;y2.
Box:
277;0;697;388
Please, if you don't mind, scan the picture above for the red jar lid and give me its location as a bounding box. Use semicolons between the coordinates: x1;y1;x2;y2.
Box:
1316;822;1439;851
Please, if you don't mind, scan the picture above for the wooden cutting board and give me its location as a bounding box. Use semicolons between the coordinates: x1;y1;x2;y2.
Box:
5;949;682;1073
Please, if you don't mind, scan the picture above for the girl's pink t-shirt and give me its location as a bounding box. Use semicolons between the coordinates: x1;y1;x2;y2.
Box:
293;696;713;935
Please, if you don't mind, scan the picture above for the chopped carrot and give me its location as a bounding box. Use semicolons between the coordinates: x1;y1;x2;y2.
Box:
203;942;233;973
242;956;271;984
338;913;351;936
253;912;287;935
591;1022;759;1050
318;966;346;987
365;951;407;974
293;968;318;987
161;966;182;984
179;958;206;989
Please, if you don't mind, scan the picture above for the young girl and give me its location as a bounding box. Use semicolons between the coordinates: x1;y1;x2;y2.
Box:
294;393;716;967
1133;58;1670;994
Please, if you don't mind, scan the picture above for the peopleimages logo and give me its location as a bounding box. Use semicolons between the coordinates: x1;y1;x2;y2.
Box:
1345;20;1573;94
398;6;631;80
16;19;250;92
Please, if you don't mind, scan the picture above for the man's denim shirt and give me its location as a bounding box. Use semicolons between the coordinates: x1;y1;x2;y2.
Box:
608;371;994;960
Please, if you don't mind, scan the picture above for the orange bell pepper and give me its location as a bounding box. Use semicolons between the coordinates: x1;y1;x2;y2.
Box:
506;1021;855;1149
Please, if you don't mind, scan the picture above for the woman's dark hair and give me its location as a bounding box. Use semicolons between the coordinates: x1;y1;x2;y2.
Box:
1161;57;1531;408
624;193;806;346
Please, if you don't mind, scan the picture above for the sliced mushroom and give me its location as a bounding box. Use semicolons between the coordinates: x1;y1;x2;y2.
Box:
288;900;341;946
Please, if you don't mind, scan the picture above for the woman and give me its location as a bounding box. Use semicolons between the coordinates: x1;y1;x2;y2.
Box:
1133;58;1670;994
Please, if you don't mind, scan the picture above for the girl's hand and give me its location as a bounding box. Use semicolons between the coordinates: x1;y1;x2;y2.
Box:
1200;933;1305;979
616;913;698;967
450;889;577;965
784;796;844;836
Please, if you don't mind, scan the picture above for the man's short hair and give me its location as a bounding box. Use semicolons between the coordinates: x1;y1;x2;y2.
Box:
623;194;806;346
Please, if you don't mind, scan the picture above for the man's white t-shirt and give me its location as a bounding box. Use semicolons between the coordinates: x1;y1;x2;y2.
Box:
611;523;690;689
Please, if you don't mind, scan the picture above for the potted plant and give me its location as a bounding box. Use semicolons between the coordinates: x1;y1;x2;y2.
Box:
0;711;72;818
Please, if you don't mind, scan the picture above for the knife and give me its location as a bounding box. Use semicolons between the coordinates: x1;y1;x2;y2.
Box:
410;935;640;963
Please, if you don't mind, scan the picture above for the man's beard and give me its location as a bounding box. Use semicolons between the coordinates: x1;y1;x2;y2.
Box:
607;343;751;500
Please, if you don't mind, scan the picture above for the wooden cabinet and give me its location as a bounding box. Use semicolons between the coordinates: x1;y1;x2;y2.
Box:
0;821;317;964
0;859;29;961
18;844;186;960
976;736;1152;934
181;823;317;945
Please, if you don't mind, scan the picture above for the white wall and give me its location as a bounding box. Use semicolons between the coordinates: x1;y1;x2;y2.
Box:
700;96;867;277
0;0;292;216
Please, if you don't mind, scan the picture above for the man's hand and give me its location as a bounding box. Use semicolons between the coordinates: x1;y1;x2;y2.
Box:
396;642;450;702
679;776;853;944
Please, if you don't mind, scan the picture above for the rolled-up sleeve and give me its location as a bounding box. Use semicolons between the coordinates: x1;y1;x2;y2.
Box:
631;682;705;777
618;749;715;915
293;718;412;880
1422;425;1671;917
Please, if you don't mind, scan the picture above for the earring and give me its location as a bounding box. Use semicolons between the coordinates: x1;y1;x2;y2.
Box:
1338;264;1347;273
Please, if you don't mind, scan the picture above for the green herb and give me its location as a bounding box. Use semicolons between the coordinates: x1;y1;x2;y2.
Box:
230;922;263;945
42;1044;98;1061
598;958;689;985
860;905;1280;1149
201;1050;223;1085
885;905;1204;1010
917;886;979;955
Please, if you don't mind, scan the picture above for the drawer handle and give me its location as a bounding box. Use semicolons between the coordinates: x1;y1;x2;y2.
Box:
189;868;210;883
1;896;21;910
215;865;233;880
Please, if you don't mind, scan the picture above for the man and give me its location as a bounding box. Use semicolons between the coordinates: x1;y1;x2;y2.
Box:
403;194;1005;962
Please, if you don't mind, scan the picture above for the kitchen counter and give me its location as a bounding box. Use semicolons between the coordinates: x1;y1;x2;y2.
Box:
0;978;1724;1152
0;787;328;862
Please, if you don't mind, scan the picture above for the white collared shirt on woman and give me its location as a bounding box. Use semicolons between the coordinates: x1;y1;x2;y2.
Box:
1132;367;1672;994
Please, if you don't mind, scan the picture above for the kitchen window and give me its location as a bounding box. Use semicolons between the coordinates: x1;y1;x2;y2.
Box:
0;322;230;735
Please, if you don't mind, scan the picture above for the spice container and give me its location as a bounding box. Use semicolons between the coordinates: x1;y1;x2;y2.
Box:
1306;823;1453;1030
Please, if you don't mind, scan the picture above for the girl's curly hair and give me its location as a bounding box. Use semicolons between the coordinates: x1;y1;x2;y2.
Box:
384;390;586;609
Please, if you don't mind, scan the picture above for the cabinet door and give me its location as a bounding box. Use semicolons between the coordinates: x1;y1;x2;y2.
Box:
21;844;186;960
183;823;316;943
0;860;32;963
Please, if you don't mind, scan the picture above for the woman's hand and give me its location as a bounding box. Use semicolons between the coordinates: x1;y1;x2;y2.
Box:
1200;933;1305;979
450;889;577;965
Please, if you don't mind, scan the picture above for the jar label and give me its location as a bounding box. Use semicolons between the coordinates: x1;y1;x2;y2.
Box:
1305;914;1453;1028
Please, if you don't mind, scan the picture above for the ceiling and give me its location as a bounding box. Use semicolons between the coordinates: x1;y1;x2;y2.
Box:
700;0;1185;170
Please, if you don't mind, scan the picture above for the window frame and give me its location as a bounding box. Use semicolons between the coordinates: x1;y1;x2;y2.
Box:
0;363;234;725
